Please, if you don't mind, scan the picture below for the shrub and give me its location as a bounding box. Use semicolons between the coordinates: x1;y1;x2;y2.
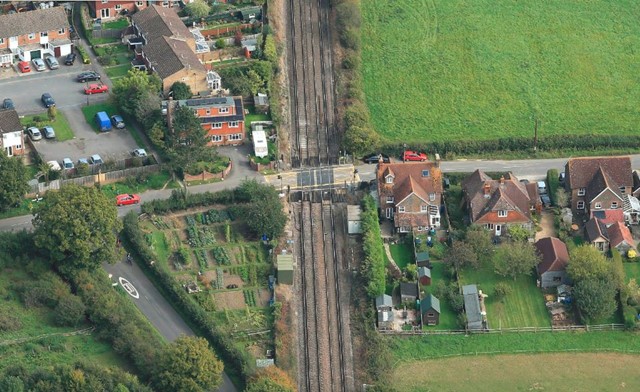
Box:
53;295;86;327
78;46;91;64
493;282;513;301
547;169;559;206
0;314;22;332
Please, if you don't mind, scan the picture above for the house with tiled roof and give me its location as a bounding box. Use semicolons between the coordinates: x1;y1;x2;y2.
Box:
0;109;25;157
376;162;443;233
163;96;245;146
461;170;539;237
88;0;187;20
131;5;216;95
535;237;570;288
0;7;72;66
564;157;632;221
585;217;635;255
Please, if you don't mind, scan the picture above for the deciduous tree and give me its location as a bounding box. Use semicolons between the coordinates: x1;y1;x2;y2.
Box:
465;225;493;262
573;278;616;323
171;81;193;100
492;241;539;280
112;69;161;118
0;154;29;211
444;240;478;271
342;125;380;157
566;245;610;283
184;0;210;19
245;366;295;392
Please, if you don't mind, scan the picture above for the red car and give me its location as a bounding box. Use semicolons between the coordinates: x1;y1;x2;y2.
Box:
403;150;428;162
116;194;140;206
84;84;109;95
17;61;31;73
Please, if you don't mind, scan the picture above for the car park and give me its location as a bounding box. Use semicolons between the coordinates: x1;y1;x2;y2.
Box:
44;56;59;70
2;98;14;110
84;84;108;95
132;148;147;157
27;127;42;141
77;158;89;166
42;126;55;139
17;61;31;73
77;71;101;83
47;160;61;171
363;153;390;164
403;150;428;161
62;158;74;170
41;93;55;108
64;53;76;65
32;58;46;72
116;193;140;206
89;154;103;165
111;115;125;129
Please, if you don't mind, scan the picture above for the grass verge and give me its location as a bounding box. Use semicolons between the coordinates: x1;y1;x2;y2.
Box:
81;102;120;133
21;112;74;141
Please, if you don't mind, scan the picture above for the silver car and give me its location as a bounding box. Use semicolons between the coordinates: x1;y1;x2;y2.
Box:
45;56;59;70
32;58;46;71
27;126;42;141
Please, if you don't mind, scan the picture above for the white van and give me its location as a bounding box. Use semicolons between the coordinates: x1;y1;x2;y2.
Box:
537;181;547;194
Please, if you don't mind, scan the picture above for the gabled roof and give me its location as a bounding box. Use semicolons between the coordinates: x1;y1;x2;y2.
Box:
0;7;68;39
607;222;635;249
566;156;632;190
420;294;440;314
462;170;532;223
462;284;482;325
585;217;609;242
144;36;205;79
395;175;430;205
586;167;623;203
400;282;418;298
0;109;22;134
418;266;431;278
591;209;624;225
377;162;442;205
415;251;429;263
132;4;192;42
375;294;393;308
535;237;569;274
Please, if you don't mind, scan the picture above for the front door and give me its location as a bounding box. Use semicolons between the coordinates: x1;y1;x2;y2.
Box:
5;146;12;157
495;225;502;236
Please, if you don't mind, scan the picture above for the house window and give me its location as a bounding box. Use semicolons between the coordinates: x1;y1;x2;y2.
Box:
193;110;198;115
137;1;144;6
162;1;169;7
485;223;494;230
210;135;222;142
399;226;410;233
28;33;35;40
577;201;585;210
620;187;626;194
386;208;392;219
553;276;562;282
417;226;424;231
578;188;586;196
0;38;3;44
229;121;239;128
594;202;602;209
429;205;438;215
100;8;110;18
40;32;48;37
228;134;243;141
431;216;440;225
102;0;108;3
421;205;428;212
385;176;393;184
422;170;430;177
498;210;508;217
219;107;229;114
115;4;122;10
58;28;65;34
211;123;222;129
386;196;394;204
398;206;406;213
427;313;435;317
205;109;210;115
612;201;619;209
429;193;436;201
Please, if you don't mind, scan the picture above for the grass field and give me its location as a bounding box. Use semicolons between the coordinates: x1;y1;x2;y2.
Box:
460;260;550;328
21;112;74;141
362;1;640;142
392;353;640;392
624;262;640;282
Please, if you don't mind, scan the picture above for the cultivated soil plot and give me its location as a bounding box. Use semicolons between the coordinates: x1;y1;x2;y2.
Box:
362;0;640;142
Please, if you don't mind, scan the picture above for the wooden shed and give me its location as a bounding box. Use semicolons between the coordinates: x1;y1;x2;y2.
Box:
420;294;440;326
418;266;431;286
347;205;362;234
416;251;430;267
276;254;293;285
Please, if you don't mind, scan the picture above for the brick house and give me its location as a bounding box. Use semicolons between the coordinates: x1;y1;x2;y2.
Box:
88;0;189;19
0;109;25;158
0;7;72;66
585;218;635;255
131;5;214;95
461;170;539;236
164;96;245;146
535;237;570;289
564;157;632;219
376;162;443;233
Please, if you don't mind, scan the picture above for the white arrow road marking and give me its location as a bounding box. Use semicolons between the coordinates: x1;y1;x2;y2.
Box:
118;277;140;299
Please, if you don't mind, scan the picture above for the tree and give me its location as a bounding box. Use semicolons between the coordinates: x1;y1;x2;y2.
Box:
234;30;243;46
465;226;493;262
507;225;532;242
444;240;478;271
151;336;223;392
245;366;295;392
406;263;418;280
134;90;162;128
166;105;207;172
573;278;617;323
566;245;610;283
492;241;539;280
112;69;162;118
262;34;277;63
556;188;569;208
244;196;287;240
215;38;226;49
184;0;210;18
0;375;24;392
47;105;57;121
342;125;380;157
0;154;29;211
493;282;513;301
54;295;86;327
32;185;122;276
171;81;193;100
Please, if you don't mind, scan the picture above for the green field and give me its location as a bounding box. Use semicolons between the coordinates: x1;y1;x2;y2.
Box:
362;1;640;142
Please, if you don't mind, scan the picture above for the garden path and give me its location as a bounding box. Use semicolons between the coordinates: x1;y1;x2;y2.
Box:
536;211;556;241
384;243;402;277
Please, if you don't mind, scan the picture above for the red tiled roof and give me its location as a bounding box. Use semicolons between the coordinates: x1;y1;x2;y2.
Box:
608;222;635;249
462;170;533;223
535;237;569;274
377;162;442;205
591;209;624;226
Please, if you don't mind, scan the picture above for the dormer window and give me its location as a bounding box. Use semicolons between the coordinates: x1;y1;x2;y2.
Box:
429;193;435;201
385;175;394;184
612;201;619;209
498;210;507;217
422;170;430;177
578;188;586;196
594;202;602;209
398;206;406;213
386;196;394;204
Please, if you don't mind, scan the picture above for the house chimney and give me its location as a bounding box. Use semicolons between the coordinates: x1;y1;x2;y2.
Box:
483;182;491;198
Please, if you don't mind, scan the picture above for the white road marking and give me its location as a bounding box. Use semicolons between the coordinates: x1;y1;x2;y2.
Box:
118;277;140;299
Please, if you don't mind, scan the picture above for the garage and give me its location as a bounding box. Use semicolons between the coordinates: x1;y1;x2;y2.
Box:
30;50;41;59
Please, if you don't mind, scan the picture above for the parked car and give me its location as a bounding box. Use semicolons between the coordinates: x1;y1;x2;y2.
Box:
559;172;566;184
84;83;108;95
42;125;55;139
540;194;551;208
44;56;59;70
77;71;101;82
41;93;55;108
537;180;547;194
2;98;14;110
89;154;103;165
32;58;46;72
77;158;89;166
17;61;31;73
110;115;125;129
116;194;140;206
62;158;74;170
64;53;76;65
363;153;390;164
132;148;147;157
27;127;42;141
47;160;61;171
403;150;428;161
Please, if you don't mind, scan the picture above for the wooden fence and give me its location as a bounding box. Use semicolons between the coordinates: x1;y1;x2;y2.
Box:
379;323;625;336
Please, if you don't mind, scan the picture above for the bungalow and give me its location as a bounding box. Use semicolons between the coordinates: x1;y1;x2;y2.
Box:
535;237;570;288
462;170;539;237
0;7;72;66
420;294;440;326
0;109;25;157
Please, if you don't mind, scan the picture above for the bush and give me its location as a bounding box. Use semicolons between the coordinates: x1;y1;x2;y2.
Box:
53;295;86;327
0;314;22;332
547;169;559;206
77;46;91;64
493;282;513;301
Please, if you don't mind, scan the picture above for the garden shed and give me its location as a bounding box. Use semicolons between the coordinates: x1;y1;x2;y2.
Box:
400;282;418;303
254;93;269;114
420;294;440;326
415;251;430;267
276;253;293;285
239;6;262;22
347;205;362;234
418;266;431;286
462;284;483;330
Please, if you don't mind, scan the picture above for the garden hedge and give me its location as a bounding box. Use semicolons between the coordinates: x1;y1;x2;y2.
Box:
547;169;559;206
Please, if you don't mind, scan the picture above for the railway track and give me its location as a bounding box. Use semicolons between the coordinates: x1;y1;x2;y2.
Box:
294;194;353;392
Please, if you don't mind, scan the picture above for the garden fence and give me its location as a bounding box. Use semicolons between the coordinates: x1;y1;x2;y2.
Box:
379;323;625;336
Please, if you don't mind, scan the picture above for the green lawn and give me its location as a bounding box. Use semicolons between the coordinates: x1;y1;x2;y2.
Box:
460;260;550;328
362;1;640;143
245;112;270;129
389;242;413;270
81;102;120;132
102;19;130;30
624;262;640;282
105;64;131;79
423;262;458;330
150;231;170;264
21;112;74;141
100;171;177;199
